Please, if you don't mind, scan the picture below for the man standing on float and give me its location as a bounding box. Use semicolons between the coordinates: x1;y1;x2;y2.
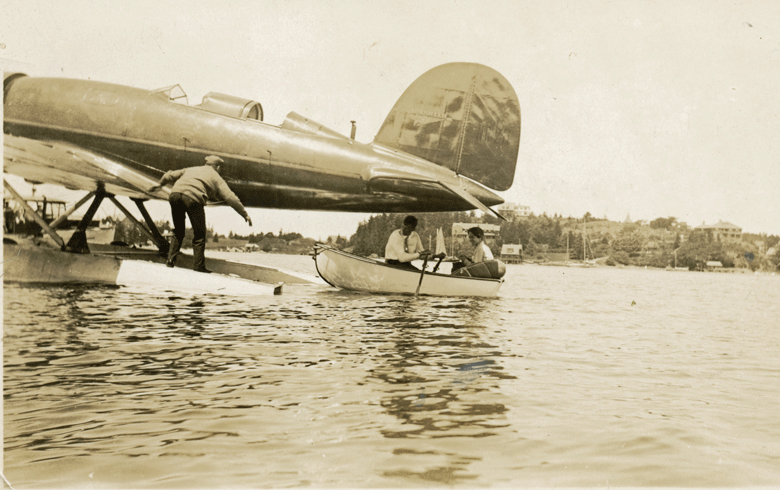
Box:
149;155;252;273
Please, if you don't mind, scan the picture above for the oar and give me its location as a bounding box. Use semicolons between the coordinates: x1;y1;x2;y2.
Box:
431;252;446;273
415;254;430;296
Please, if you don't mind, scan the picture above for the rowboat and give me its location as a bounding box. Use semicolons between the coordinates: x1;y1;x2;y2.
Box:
313;245;503;297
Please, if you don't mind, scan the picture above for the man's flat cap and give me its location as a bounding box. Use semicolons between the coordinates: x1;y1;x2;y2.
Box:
205;155;224;165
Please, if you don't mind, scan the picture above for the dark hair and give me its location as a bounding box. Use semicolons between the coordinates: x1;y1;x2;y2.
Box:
467;227;484;239
403;215;418;227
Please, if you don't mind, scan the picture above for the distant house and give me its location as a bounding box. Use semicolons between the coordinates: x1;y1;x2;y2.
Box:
452;223;500;244
694;220;742;243
705;261;723;270
496;202;530;218
501;244;523;264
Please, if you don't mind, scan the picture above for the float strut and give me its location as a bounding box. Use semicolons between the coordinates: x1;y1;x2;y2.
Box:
108;196;169;255
131;198;170;254
49;192;96;230
65;189;106;253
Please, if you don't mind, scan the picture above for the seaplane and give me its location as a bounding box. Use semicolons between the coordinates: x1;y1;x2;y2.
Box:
3;62;521;295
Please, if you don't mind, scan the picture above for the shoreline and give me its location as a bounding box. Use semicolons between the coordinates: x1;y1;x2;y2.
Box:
528;260;766;274
206;249;777;275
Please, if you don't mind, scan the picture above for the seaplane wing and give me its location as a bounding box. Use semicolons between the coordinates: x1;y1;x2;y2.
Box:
4;133;168;200
3;63;520;215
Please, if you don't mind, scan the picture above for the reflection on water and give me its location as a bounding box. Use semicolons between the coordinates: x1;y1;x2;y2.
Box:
4;260;780;487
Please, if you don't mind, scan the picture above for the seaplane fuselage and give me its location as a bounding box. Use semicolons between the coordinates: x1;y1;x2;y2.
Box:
4;63;520;216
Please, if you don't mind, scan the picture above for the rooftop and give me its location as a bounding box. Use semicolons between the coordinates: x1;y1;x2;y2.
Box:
695;220;741;230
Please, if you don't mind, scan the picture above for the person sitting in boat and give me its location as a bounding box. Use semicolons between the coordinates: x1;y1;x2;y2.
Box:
385;215;429;270
452;226;493;273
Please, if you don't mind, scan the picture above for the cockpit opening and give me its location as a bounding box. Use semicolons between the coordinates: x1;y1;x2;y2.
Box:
196;92;263;121
151;84;189;105
151;85;263;121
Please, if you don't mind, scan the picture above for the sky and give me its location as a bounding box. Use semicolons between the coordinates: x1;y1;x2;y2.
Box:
2;0;779;238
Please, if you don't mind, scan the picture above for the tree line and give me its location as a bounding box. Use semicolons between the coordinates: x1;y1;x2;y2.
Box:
346;212;780;271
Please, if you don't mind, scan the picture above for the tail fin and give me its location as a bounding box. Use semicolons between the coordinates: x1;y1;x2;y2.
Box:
373;63;520;192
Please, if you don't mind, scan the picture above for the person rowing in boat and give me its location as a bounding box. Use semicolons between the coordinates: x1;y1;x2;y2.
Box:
385;215;429;270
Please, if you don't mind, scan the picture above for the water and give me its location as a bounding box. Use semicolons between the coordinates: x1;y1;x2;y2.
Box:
4;254;780;488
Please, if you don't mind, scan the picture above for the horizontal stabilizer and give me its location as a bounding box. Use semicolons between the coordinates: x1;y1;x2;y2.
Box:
374;63;520;191
438;180;506;221
363;166;504;220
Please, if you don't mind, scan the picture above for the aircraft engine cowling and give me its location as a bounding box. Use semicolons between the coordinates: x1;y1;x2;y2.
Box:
195;92;263;121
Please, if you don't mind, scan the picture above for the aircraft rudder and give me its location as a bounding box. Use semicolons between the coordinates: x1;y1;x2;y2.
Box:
374;63;520;192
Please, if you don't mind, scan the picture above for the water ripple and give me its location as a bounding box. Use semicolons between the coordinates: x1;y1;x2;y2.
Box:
4;261;780;487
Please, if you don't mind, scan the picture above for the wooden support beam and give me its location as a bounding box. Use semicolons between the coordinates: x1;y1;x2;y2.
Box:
3;179;65;248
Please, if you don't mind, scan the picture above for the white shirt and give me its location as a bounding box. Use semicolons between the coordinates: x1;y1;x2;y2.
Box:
472;241;494;263
385;229;424;262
